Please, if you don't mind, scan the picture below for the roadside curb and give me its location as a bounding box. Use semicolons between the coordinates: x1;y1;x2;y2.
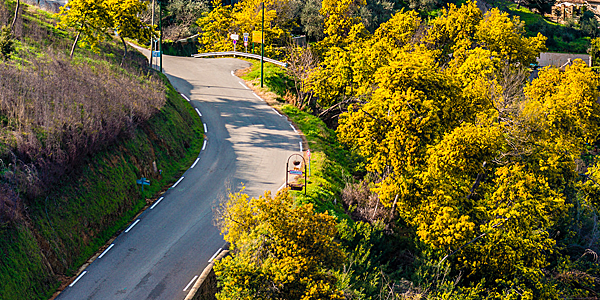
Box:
184;250;230;300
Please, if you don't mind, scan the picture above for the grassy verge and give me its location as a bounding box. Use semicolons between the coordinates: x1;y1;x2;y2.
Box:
239;60;294;97
280;105;356;219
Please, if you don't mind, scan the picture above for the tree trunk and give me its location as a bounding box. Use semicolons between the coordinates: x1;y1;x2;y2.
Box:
120;35;128;66
70;31;81;59
10;0;20;32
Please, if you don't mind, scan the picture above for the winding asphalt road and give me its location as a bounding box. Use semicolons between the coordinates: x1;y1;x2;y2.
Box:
55;51;301;299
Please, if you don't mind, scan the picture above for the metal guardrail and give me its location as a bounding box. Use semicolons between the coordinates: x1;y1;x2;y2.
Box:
192;51;287;68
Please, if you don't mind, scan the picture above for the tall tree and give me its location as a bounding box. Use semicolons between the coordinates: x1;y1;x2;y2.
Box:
56;0;113;57
106;0;152;65
197;0;234;52
56;0;151;60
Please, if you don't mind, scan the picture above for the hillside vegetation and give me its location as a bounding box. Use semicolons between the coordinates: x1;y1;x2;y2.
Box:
0;1;203;299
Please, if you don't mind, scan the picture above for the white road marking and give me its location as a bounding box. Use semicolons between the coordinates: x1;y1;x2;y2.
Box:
195;108;202;117
239;81;249;89
252;93;263;101
202;140;207;151
299;142;303;152
203;123;208;133
289;124;298;133
271;108;282;117
150;197;164;210
208;248;222;262
180;93;190;102
125;219;140;233
183;275;199;292
230;70;235;77
172;177;185;188
69;271;87;287
191;158;200;169
98;244;114;259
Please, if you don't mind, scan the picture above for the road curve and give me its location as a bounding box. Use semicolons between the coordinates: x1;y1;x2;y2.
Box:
55;51;300;299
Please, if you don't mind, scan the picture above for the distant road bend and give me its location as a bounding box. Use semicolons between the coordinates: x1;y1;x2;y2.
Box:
55;48;301;299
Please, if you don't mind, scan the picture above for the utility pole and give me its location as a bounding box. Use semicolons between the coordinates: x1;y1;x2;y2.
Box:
150;0;155;68
261;1;264;88
159;0;163;73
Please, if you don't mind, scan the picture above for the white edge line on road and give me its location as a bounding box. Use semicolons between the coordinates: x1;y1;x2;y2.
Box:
252;93;263;101
125;219;140;233
150;197;164;210
203;123;208;133
183;275;199;292
172;177;185;188
277;182;286;191
69;271;87;287
191;158;200;169
208;248;223;262
98;244;114;259
271;108;282;117
239;81;249;89
290;124;298;133
180;93;190;102
195;108;202;117
300;142;303;152
202;140;207;151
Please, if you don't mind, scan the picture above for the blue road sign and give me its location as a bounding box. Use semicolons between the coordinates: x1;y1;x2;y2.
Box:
136;178;151;185
289;170;303;175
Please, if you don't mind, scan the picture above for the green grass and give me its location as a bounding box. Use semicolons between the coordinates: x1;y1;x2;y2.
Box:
0;224;59;300
239;59;295;98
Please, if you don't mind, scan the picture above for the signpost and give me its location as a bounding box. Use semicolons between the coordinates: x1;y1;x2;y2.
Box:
243;32;249;52
136;177;151;193
230;33;239;53
261;2;264;88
